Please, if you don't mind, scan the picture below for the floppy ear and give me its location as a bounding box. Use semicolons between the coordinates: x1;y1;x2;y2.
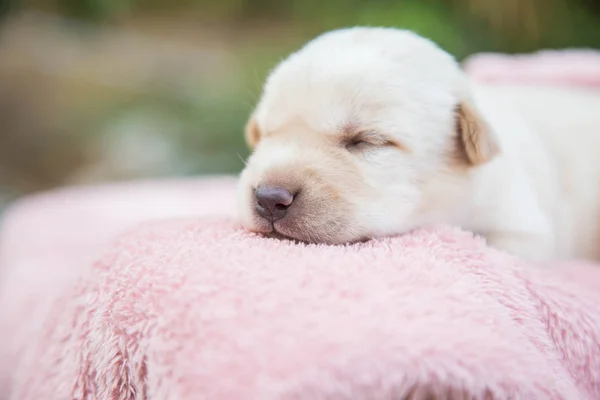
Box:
244;115;261;149
455;101;500;166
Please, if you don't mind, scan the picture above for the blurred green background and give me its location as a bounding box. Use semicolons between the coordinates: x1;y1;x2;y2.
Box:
1;0;599;211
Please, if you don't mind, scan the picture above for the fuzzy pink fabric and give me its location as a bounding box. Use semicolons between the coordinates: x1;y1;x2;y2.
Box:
0;51;600;399
8;219;600;399
0;178;237;399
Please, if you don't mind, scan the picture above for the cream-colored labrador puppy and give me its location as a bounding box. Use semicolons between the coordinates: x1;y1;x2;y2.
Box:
237;27;600;261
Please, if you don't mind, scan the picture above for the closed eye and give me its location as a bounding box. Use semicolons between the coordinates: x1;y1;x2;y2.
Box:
345;138;372;151
344;131;397;152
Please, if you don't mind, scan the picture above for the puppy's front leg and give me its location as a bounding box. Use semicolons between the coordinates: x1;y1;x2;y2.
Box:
484;230;556;261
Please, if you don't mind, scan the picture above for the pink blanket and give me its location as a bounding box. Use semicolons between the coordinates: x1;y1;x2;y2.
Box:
1;51;600;399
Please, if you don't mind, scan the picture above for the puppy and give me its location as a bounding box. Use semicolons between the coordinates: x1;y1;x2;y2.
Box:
237;27;600;261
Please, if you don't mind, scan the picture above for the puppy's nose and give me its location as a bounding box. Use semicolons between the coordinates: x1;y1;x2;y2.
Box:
255;186;294;222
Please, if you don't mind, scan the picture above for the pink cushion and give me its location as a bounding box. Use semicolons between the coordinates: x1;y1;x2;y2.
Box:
5;217;600;399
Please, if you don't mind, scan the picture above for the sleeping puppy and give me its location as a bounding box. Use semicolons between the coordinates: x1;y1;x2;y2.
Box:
237;27;600;261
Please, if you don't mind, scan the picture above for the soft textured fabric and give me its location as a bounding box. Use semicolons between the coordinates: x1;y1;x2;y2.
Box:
1;51;600;399
6;219;600;399
0;178;237;398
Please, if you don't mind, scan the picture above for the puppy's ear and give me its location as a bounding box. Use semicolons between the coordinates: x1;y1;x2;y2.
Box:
245;116;261;149
455;101;499;166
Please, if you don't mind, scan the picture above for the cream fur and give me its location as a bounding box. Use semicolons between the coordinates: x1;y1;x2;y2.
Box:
237;27;600;261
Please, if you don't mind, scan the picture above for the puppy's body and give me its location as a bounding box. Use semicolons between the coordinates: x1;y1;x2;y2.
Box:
238;27;600;261
469;84;600;259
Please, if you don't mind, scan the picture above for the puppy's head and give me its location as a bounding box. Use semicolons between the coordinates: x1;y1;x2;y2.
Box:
238;27;499;244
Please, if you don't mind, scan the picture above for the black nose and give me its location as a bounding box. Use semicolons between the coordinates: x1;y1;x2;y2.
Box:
255;186;294;222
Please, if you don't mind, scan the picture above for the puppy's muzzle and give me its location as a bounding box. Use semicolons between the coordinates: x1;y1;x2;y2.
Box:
254;185;295;222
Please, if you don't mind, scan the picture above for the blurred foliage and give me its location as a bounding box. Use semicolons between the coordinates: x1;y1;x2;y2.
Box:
16;0;600;54
0;0;599;210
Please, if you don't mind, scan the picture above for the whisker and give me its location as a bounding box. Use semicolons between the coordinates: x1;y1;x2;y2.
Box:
236;152;248;166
